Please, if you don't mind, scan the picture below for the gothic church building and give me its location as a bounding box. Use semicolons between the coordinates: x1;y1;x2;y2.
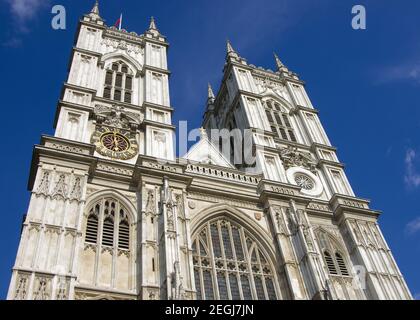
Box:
7;2;412;300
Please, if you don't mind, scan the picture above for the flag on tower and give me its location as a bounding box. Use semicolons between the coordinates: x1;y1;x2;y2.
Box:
114;14;123;30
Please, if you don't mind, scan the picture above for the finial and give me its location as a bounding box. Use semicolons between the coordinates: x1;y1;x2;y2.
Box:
91;0;99;15
207;83;215;100
149;16;158;30
274;52;286;71
226;39;235;54
87;0;102;21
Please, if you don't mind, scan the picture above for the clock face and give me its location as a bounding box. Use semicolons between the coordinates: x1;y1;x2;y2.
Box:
101;132;130;152
91;126;138;160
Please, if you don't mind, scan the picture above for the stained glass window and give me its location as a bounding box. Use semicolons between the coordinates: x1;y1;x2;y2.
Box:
192;218;279;300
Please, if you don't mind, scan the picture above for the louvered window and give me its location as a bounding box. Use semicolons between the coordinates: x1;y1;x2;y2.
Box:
84;199;130;252
324;251;338;275
336;252;349;276
85;214;98;244
103;61;133;104
264;100;297;142
102;217;114;246
118;218;130;250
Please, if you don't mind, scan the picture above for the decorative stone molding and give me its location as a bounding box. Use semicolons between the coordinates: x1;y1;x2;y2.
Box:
49;143;85;154
143;161;180;173
69;176;83;201
94;104;143;128
187;192;260;210
101;37;144;55
104;28;145;45
51;174;68;199
14;273;30;300
35;170;51;196
307;202;330;212
96;163;134;176
270;185;296;196
185;164;261;185
279;146;317;173
33;275;52;300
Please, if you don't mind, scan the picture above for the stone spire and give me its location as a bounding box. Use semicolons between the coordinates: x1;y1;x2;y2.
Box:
226;39;235;54
91;0;99;15
149;16;158;31
207;83;215;101
274;52;285;70
146;16;161;37
86;0;103;22
226;39;241;63
274;52;290;76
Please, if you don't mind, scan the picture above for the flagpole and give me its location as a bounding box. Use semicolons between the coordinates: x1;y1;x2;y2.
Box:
119;13;122;30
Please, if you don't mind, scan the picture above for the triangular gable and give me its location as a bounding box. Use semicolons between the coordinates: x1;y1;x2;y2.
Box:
183;135;235;168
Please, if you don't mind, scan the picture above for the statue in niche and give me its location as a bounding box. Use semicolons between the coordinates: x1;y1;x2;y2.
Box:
145;190;155;214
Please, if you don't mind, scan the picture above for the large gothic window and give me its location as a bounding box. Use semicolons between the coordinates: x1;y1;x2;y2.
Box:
103;61;133;104
192;218;279;300
84;198;130;251
80;197;132;290
264;100;297;143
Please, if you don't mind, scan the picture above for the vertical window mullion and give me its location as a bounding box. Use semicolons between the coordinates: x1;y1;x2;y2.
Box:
205;223;217;300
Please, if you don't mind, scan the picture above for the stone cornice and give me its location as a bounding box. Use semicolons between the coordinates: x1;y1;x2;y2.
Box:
94;97;144;111
184;162;262;186
257;179;306;203
103;28;145;46
317;159;346;169
292;105;320;115
142;101;174;112
142;65;171;76
141;119;176;130
310;143;337;153
72;46;102;58
93;159;136;184
134;156;190;184
329;194;381;220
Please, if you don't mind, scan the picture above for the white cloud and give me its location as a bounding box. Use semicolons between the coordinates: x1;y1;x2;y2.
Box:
406;217;420;235
376;62;420;85
4;0;49;32
404;149;420;188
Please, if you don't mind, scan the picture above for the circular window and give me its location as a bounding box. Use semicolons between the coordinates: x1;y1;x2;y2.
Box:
286;167;323;197
294;174;315;190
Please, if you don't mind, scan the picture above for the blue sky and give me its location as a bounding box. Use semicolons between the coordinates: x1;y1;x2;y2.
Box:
0;0;419;299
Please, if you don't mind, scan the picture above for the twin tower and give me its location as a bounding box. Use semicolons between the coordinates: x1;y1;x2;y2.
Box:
7;2;412;300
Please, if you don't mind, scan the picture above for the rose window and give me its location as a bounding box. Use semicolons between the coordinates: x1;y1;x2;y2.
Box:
294;174;315;190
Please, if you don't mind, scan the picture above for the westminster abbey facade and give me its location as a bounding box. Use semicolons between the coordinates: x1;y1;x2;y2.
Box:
7;2;412;300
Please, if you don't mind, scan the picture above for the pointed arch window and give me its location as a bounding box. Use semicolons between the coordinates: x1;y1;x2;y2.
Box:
192;218;279;300
317;230;351;277
84;198;131;251
103;61;133;104
264;100;297;142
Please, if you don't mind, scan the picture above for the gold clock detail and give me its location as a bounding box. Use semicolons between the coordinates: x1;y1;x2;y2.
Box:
91;126;138;160
101;132;130;152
